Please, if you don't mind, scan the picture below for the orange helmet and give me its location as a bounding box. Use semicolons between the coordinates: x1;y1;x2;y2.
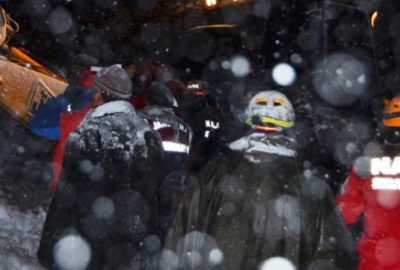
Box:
383;95;400;127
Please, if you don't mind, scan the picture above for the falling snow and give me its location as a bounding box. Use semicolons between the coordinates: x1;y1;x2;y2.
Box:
0;0;394;269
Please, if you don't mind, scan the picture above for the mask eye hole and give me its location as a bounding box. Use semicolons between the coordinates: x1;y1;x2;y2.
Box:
256;98;267;105
274;98;284;106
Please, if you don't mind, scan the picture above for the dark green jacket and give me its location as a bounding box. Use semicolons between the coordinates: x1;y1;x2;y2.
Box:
165;133;358;270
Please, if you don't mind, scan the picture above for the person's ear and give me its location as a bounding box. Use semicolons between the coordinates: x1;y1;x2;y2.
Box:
93;91;104;106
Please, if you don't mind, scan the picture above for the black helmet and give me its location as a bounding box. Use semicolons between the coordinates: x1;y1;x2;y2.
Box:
145;82;179;109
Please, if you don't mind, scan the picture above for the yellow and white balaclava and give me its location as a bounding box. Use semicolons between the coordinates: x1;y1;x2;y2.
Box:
245;90;295;132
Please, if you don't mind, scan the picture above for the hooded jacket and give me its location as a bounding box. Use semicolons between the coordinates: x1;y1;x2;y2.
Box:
28;85;93;141
337;160;400;270
38;101;164;269
165;132;358;270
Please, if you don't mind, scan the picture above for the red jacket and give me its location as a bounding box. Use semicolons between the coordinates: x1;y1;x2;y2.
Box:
51;105;92;191
337;164;400;270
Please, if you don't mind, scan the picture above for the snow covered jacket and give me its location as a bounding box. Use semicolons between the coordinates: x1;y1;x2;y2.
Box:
337;160;400;270
37;101;165;270
164;132;358;270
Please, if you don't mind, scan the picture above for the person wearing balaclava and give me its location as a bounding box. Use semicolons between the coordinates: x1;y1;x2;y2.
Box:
337;93;400;270
163;90;358;270
37;64;165;270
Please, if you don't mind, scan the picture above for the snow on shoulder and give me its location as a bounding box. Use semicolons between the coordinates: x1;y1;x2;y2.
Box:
0;194;47;269
91;100;135;119
73;100;155;161
229;133;297;159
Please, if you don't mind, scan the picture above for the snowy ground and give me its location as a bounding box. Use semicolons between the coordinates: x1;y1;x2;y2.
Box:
0;111;55;269
0;188;48;270
0;153;53;270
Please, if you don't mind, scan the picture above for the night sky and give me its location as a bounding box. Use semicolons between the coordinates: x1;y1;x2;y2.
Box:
0;0;175;75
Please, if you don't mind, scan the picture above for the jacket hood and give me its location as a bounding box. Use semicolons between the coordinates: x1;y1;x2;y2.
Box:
90;100;135;119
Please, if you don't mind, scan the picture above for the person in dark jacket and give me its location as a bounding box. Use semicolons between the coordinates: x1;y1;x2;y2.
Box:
164;90;358;270
28;66;99;190
182;80;228;173
37;64;165;270
28;66;97;141
137;81;194;240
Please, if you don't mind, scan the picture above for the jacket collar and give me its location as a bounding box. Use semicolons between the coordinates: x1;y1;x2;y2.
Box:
229;132;297;158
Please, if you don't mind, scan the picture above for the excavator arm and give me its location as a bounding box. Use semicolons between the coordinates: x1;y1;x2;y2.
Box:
0;6;67;125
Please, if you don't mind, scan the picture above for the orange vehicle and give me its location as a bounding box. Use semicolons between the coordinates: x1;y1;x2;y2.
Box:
0;6;67;126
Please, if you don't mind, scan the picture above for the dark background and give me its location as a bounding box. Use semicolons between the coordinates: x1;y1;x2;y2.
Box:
0;0;188;75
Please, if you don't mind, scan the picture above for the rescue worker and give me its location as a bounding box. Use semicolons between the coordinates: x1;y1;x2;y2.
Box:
51;67;99;190
164;90;358;270
37;64;164;269
137;81;193;237
138;81;191;170
28;66;98;190
182;80;228;172
28;66;96;141
337;93;400;270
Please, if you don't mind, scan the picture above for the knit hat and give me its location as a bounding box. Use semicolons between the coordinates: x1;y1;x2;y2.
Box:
93;64;132;100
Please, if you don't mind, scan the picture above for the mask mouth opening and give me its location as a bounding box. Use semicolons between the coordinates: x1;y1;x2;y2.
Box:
383;111;400;119
245;115;294;130
383;112;400;127
245;117;284;132
193;90;206;96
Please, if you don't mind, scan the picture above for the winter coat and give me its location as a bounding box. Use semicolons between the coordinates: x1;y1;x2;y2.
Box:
37;101;165;270
182;94;228;172
51;104;92;191
138;106;193;237
28;86;93;140
337;161;400;270
164;132;358;270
